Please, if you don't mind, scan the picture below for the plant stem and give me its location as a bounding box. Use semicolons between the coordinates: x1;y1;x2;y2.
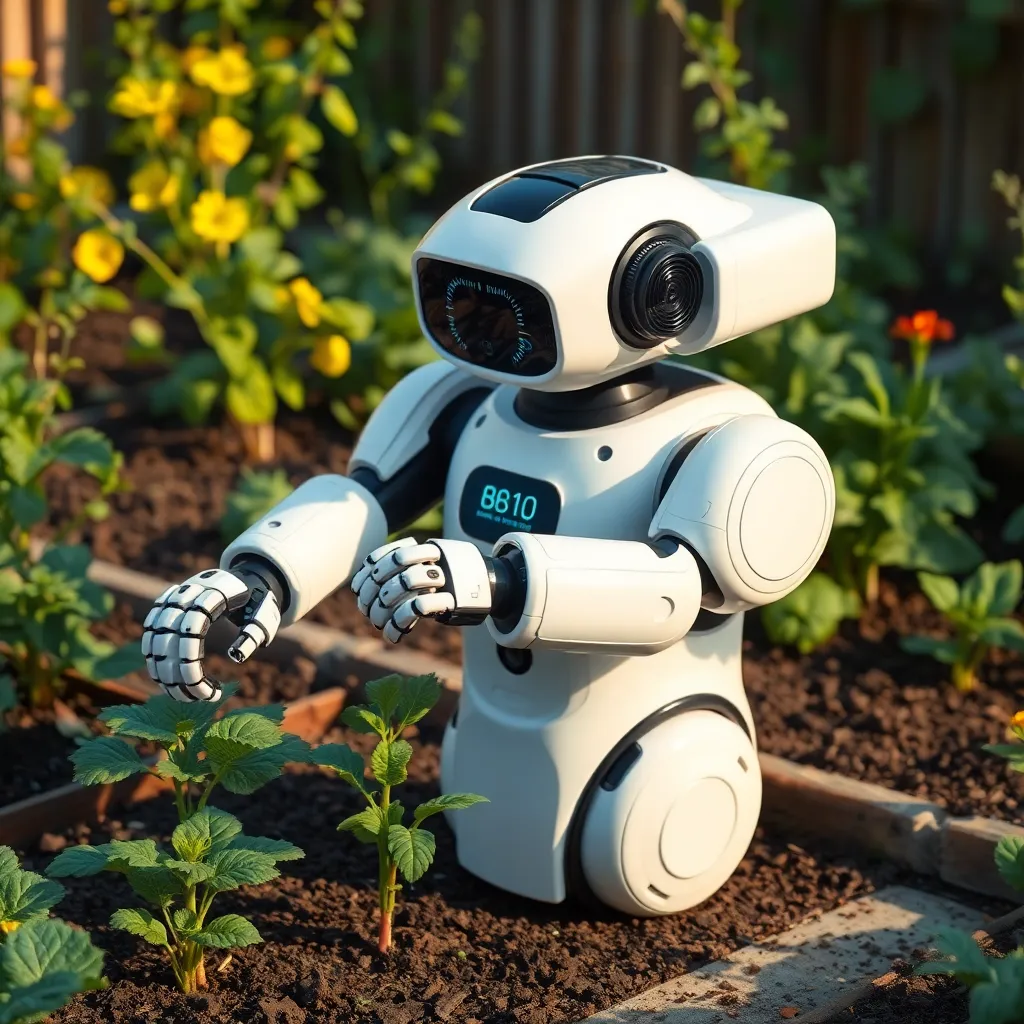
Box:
377;778;395;953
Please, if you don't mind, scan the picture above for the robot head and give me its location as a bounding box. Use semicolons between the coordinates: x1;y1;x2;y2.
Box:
412;156;837;392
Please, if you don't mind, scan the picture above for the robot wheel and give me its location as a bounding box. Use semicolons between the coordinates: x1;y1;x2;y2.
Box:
569;703;762;917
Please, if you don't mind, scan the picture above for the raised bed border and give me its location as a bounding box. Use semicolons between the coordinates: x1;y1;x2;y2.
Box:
88;558;1024;905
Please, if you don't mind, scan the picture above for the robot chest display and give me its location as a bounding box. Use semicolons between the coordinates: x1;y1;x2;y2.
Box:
442;388;677;552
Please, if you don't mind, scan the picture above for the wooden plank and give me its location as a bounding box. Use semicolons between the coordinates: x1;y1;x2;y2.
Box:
759;752;947;875
940;816;1024;902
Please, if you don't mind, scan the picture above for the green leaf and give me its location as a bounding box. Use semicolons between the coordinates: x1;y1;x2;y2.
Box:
164;860;218;886
365;675;403;722
995;836;1024;892
206;849;280;892
129;316;165;350
227;836;304;862
215;733;311;795
987;561;1023;616
0;282;26;335
205;713;283;762
0;855;64;929
395;674;442;730
980;619;1024;652
70;737;149;786
340;704;388;737
337;806;384;839
225;360;276;426
681;61;712;89
109;908;168;946
899;635;961;664
692;96;721;131
413;793;489;825
9;486;46;529
99;694;220;744
45;846;113;879
123;866;183;909
760;573;860;654
425;110;463;136
172;808;243;863
0;971;91;1024
387;826;435;884
192;914;262;949
0;918;105;990
370;739;413;786
50;429;115;473
982;742;1024;763
321;85;358;137
310;743;368;791
929;927;994;985
172;908;199;934
918;572;960;614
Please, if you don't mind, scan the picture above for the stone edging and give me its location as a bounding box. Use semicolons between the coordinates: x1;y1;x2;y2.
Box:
91;558;1023;903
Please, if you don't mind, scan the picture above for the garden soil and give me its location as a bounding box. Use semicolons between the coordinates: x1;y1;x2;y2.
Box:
43;403;1024;824
18;721;1006;1024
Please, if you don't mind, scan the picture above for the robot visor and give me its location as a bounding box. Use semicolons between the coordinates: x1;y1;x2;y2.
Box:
416;257;558;377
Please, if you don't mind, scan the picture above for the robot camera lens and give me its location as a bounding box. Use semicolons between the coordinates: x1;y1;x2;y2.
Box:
617;236;703;348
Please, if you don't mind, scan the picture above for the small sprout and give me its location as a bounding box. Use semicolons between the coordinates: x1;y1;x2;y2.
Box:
313;674;487;953
456;950;467;960
902;561;1024;691
0;845;107;1023
47;687;310;994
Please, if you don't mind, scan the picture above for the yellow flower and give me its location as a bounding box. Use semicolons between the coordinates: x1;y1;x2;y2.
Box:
72;230;124;283
154;111;177;141
59;166;116;207
198;115;252;168
0;921;20;935
310;335;351;378
31;84;59;110
180;45;212;73
11;192;36;211
189;47;254;97
261;36;293;61
1012;711;1024;730
2;59;37;79
190;190;250;245
110;78;178;119
288;277;323;328
128;161;180;212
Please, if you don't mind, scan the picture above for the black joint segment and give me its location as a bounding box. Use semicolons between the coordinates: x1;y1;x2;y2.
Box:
486;547;528;634
228;556;289;614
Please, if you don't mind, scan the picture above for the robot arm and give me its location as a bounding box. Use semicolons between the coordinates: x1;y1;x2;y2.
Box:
355;413;833;654
141;360;491;701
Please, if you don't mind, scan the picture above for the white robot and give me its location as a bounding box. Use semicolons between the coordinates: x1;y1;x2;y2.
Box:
141;156;837;917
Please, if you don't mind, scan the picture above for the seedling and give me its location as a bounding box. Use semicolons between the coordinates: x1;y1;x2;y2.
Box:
313;674;486;953
901;561;1024;692
0;845;107;1023
47;687;310;993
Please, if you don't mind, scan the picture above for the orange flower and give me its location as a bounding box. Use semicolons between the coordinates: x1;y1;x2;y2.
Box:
890;310;955;345
1012;710;1024;730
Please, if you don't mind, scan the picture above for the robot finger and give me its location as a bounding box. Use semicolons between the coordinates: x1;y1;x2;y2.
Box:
351;539;416;593
181;677;222;702
164;582;207;609
226;623;264;664
391;591;455;631
377;564;446;608
184;568;250;612
180;609;211;639
369;543;442;585
368;596;394;630
355;574;382;615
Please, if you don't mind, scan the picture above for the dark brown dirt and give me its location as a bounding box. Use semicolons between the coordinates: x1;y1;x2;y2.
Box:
0;604;320;808
20;720;995;1024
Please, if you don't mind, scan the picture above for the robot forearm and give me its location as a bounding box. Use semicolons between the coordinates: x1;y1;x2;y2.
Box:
486;533;704;655
221;474;388;626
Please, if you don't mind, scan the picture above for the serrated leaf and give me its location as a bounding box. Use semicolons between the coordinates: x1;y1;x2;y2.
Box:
310;743;368;791
215;733;311;795
109;908;167;946
341;704;388;736
0;854;65;928
227;836;304;862
206;849;280;892
0;971;90;1024
0;918;105;990
46;846;113;879
164;860;218;886
70;737;148;786
365;675;404;722
99;695;220;744
371;739;413;786
205;712;283;764
413;792;489;825
395;674;441;730
172;808;243;863
124;866;185;909
337;807;384;839
995;835;1024;892
172;908;199;934
387;826;436;883
192;914;262;949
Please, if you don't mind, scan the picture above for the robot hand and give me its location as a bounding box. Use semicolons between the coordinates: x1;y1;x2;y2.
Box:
351;537;492;643
141;567;282;702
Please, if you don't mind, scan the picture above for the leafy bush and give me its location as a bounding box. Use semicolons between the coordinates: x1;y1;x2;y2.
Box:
48;686;310;993
0;347;140;712
761;572;861;654
219;467;294;543
312;674;486;952
902;561;1024;692
0;845;107;1023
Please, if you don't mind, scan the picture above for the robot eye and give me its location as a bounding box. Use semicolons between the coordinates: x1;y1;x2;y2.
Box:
611;225;704;350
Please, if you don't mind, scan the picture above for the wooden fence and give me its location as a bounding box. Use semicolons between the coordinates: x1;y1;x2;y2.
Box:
3;0;1024;261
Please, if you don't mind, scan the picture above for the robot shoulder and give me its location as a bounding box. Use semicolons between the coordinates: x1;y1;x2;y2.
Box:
649;413;835;612
349;361;493;482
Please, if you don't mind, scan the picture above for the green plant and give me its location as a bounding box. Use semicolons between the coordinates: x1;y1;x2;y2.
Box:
0;348;140;711
761;572;861;654
219;467;294;543
312;674;486;953
902;561;1024;692
0;845;107;1023
47;686;310;993
994;170;1024;321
